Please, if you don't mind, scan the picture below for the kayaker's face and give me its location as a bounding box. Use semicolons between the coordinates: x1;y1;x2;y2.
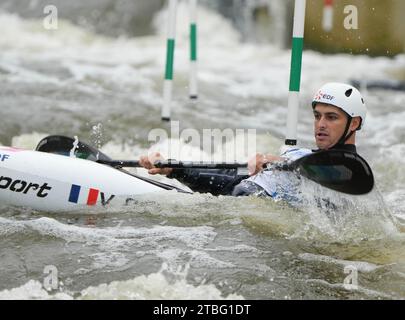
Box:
313;103;348;149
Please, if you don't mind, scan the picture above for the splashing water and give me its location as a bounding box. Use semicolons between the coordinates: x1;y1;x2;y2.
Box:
69;135;79;158
0;262;244;300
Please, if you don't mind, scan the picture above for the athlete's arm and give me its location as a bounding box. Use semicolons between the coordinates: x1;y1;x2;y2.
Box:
139;152;247;195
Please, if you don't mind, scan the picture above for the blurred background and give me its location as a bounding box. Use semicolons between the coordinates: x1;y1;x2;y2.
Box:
1;0;404;55
0;0;404;145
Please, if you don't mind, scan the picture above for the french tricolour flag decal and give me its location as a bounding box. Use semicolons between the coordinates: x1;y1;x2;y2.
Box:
69;184;99;206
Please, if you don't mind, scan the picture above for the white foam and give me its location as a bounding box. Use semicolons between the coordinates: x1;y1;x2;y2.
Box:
79;264;244;300
0;264;244;300
0;216;217;251
0;216;238;291
10;132;49;150
0;280;73;300
298;253;383;273
153;2;241;48
304;278;394;299
157;249;236;269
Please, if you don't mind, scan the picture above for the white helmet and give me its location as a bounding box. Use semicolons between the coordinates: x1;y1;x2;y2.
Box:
312;82;366;130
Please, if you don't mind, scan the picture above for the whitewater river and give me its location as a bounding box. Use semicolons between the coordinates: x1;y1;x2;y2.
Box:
1;3;405;299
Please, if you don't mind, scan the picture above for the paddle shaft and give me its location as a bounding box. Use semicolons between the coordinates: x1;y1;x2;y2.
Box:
96;159;250;170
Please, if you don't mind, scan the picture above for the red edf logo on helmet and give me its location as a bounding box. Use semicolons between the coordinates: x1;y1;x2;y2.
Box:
314;90;335;101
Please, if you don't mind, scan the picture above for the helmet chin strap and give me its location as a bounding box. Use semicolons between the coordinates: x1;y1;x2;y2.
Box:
335;116;354;146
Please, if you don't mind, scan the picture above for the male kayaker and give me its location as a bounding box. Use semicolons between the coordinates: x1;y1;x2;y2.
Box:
139;83;367;198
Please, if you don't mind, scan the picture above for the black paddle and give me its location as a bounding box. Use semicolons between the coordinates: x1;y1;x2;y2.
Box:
285;149;374;195
36;135;374;195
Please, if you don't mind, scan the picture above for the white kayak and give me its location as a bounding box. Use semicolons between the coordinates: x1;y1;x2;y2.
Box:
0;146;170;212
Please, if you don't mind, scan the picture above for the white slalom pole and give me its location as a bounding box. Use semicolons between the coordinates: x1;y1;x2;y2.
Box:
322;0;333;32
162;0;178;121
189;0;198;99
285;0;306;147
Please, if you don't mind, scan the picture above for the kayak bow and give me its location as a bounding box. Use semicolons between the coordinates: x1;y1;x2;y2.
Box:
0;146;167;212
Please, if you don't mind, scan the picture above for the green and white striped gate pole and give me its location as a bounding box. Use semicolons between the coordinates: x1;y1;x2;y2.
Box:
285;0;306;146
189;0;198;99
162;0;178;121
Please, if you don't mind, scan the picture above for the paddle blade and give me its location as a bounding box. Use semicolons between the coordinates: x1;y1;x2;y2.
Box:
35;135;111;161
295;150;374;195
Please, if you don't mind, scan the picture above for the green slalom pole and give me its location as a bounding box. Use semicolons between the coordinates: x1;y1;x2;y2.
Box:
162;0;178;121
189;0;198;99
285;0;306;147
